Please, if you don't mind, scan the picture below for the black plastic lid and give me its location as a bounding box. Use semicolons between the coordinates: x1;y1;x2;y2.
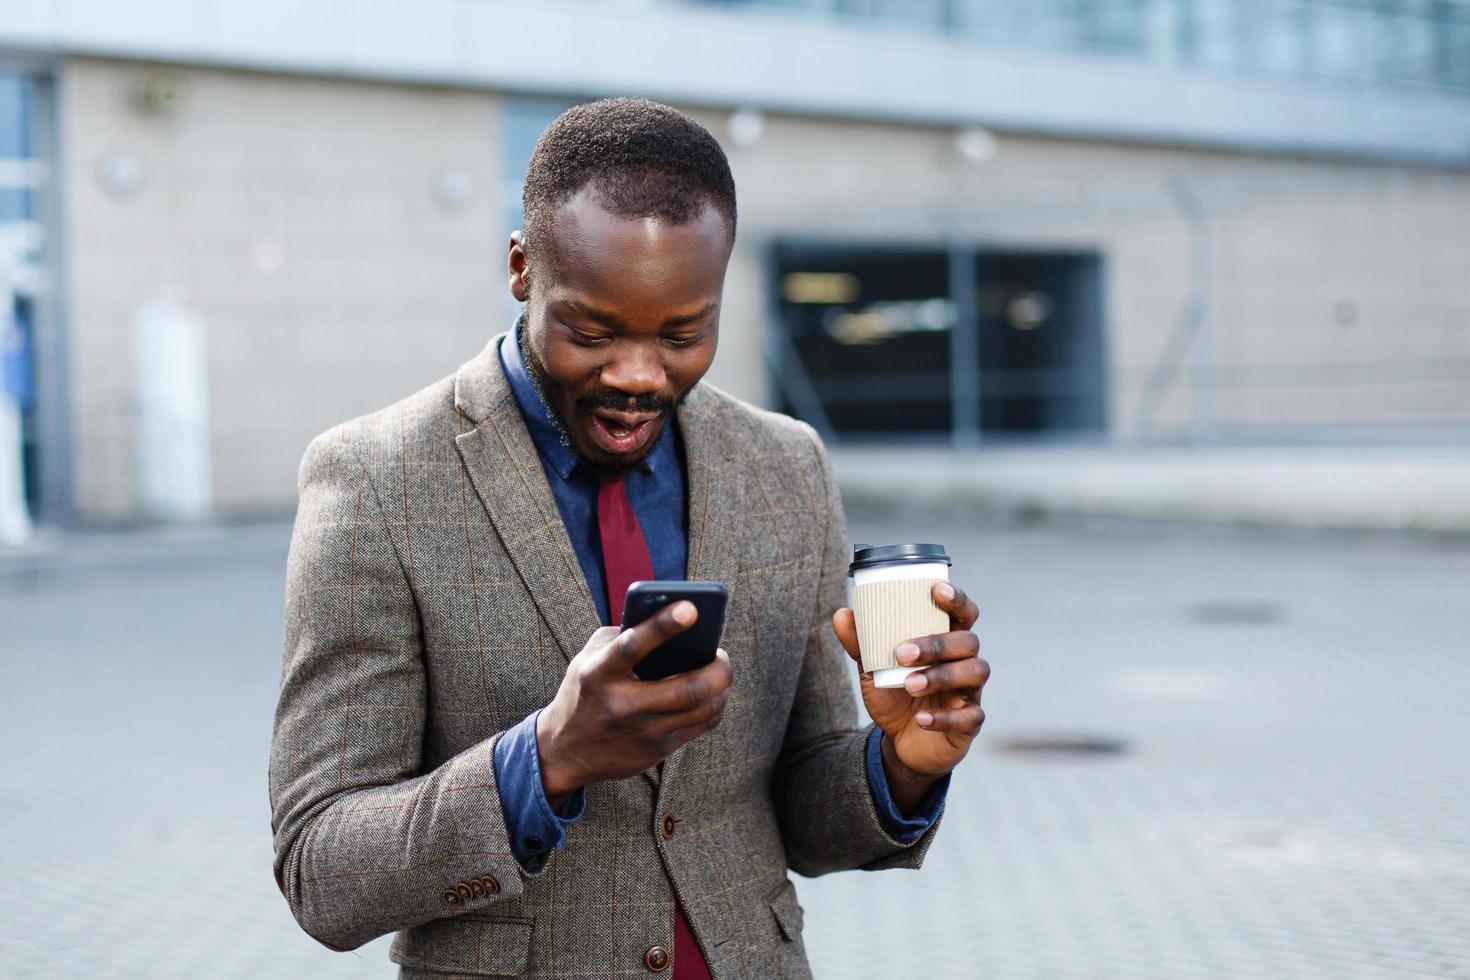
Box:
849;542;951;573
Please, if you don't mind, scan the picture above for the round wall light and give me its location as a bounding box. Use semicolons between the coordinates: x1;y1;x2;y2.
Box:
727;108;765;149
955;126;999;163
430;167;476;214
96;148;147;200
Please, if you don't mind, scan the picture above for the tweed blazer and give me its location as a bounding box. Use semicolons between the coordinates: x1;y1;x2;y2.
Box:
268;334;941;979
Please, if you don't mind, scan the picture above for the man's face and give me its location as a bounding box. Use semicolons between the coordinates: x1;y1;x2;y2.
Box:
509;186;731;473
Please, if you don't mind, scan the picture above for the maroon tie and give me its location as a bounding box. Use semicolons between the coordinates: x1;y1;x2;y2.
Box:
596;474;711;980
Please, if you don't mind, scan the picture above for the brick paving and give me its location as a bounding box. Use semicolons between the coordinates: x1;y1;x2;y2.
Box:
2;516;1467;979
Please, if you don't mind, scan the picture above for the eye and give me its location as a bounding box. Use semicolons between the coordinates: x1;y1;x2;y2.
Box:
560;319;610;346
662;325;708;348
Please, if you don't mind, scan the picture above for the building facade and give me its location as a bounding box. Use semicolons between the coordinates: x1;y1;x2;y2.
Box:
2;0;1469;521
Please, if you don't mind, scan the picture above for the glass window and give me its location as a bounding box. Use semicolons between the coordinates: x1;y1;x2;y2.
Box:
0;74;31;221
1086;0;1153;53
1439;3;1470;90
1375;0;1440;86
1309;0;1375;79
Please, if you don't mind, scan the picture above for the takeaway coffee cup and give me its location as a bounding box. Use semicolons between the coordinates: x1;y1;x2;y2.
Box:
848;543;953;689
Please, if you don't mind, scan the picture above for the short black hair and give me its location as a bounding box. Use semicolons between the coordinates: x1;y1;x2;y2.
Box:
521;97;737;264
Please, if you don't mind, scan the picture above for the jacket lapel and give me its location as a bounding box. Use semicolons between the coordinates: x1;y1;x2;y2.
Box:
453;336;742;796
452;335;601;668
679;384;744;592
655;383;745;795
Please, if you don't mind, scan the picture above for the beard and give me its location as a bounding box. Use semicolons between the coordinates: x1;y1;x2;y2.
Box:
520;325;690;477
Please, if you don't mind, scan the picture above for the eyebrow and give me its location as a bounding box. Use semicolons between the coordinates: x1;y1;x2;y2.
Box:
564;299;715;331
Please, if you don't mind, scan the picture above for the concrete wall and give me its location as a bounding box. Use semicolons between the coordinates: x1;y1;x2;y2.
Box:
700;108;1470;439
57;58;1470;518
62;57;504;518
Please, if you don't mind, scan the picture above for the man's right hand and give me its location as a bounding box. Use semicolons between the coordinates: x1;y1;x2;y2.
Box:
534;600;733;810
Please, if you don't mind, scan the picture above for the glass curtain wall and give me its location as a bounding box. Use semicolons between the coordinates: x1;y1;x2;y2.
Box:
691;0;1470;93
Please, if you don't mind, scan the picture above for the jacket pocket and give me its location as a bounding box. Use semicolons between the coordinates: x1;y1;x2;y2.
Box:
767;878;805;942
389;913;534;976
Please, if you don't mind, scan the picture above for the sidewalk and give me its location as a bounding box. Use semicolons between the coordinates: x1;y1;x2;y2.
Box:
828;444;1470;533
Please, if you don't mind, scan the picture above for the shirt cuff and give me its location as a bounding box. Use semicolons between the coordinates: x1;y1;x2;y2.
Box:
865;726;948;842
492;708;586;873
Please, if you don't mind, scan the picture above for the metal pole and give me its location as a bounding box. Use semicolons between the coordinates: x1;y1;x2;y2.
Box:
1165;177;1214;445
948;243;980;448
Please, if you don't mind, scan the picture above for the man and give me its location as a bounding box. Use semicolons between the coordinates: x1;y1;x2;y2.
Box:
269;98;989;979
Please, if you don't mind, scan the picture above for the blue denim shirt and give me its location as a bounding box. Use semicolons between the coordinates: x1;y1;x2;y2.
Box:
491;321;946;872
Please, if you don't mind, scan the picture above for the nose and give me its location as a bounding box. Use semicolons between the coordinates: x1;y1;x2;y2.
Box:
600;342;666;397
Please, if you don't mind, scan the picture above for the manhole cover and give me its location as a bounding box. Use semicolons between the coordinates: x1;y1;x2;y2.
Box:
989;733;1131;757
1187;600;1285;626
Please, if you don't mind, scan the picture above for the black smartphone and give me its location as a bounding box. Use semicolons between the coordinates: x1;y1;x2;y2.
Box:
620;580;728;681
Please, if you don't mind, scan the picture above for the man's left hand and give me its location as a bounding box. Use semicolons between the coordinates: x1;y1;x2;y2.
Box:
832;581;988;780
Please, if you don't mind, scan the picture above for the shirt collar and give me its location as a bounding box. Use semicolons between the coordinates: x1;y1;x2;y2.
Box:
498;316;676;482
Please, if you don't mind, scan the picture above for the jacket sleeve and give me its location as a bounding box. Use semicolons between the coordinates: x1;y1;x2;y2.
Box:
769;423;944;877
268;432;529;952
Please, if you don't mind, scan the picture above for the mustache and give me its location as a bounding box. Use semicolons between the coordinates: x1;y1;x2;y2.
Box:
574;389;681;416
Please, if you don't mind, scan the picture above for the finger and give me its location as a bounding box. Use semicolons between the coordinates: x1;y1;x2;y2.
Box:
624;649;733;715
932;581;979;631
653;707;728;757
831;608;861;663
649;687;729;738
894;629;979;667
902;657;991;696
594;600;698;677
913;704;985;736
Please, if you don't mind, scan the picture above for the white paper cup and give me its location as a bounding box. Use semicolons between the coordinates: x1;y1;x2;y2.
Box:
848;544;952;689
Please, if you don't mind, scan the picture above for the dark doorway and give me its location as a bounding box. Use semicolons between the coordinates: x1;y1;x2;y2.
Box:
975;251;1106;436
771;242;1106;441
773;244;951;436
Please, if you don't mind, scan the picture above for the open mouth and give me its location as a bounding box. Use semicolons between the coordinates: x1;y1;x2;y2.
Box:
588;411;660;456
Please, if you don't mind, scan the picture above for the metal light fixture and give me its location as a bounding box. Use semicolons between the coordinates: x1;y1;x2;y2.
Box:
133;69;193;118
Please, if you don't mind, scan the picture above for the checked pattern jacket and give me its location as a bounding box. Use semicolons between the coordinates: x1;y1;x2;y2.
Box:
267;335;942;978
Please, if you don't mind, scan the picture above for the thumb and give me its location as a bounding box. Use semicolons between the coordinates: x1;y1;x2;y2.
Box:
831;608;861;664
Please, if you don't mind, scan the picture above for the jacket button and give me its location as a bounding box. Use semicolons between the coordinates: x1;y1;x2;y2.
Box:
644;945;671;972
468;878;486;897
443;889;461;905
455;882;474;901
480;874;500;894
660;813;678;840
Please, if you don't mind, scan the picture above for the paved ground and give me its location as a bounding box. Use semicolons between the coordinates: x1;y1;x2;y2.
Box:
2;512;1469;979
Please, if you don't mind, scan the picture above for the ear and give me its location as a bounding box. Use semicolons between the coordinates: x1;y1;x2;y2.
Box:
508;230;531;303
